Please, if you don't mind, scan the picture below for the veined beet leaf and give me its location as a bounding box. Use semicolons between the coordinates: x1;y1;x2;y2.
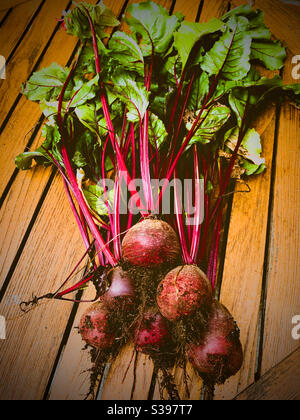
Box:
174;18;224;71
186;105;231;146
22;62;73;102
125;0;184;56
108;31;144;72
201;16;252;81
64;1;119;40
250;39;286;70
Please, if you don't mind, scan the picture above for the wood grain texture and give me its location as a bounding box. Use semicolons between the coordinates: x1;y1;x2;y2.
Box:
230;0;300;55
261;54;300;374
236;347;300;400
0;0;42;60
100;345;154;400
0;147;52;290
200;0;229;22
0;174;84;400
0;0;70;128
0;0;34;11
0;10;8;24
48;287;100;400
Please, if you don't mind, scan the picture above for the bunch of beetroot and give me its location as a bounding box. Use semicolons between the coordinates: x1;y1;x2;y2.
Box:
79;218;243;393
18;0;297;399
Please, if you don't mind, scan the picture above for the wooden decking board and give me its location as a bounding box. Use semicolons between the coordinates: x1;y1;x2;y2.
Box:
200;0;229;22
0;0;43;62
0;0;35;11
0;0;71;131
0;9;11;27
0;172;85;400
48;287;102;400
261;54;300;375
235;347;300;400
0;164;54;296
214;110;278;399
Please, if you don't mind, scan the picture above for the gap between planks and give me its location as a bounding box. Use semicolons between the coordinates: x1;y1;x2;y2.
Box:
0;0;36;11
0;9;12;28
260;53;300;376
0;0;44;64
235;347;300;400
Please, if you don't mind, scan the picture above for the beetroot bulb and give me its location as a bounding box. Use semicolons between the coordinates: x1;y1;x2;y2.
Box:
121;218;180;267
79;301;115;350
156;265;212;322
134;309;172;355
188;300;243;384
102;267;135;308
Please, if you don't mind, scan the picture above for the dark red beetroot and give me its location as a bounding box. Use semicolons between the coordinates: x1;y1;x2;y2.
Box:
122;219;180;267
134;309;171;355
188;300;243;384
102;267;135;308
156;265;212;322
79;301;115;349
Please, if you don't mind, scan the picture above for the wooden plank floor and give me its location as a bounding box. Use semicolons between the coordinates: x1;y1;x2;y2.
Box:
0;0;299;400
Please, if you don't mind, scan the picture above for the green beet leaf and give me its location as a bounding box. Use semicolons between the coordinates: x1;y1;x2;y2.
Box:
83;184;114;216
22;63;73;102
251;39;286;70
174;18;224;71
148;113;168;149
64;1;119;40
187;105;231;146
201;15;252;81
125;0;183;56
